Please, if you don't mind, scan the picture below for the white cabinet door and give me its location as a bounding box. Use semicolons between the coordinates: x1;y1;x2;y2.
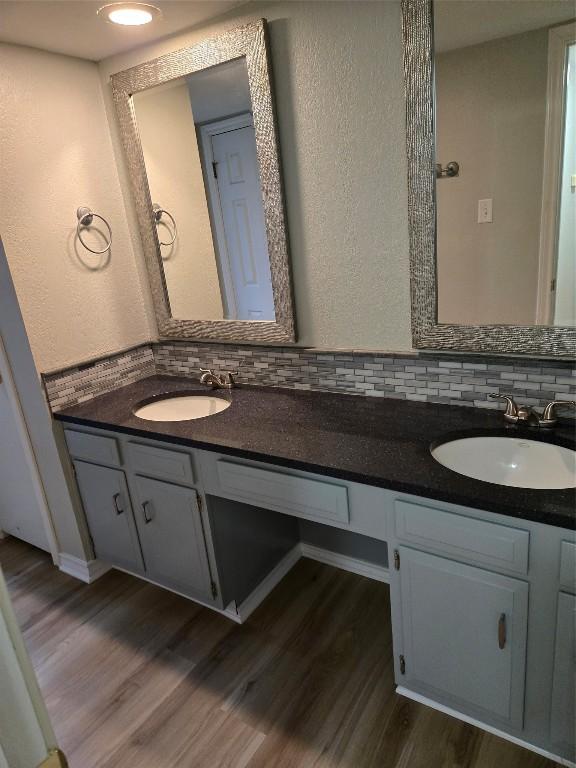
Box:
550;592;575;752
74;461;144;573
398;547;528;728
131;477;214;602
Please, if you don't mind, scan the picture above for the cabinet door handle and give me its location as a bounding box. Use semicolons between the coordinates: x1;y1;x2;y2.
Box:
142;501;153;524
498;613;507;649
112;493;123;515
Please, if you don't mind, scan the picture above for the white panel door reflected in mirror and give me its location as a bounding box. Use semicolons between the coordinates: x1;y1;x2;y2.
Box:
434;1;575;327
132;58;275;322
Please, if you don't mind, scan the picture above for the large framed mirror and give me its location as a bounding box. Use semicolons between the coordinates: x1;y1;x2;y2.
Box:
111;20;296;344
402;0;576;356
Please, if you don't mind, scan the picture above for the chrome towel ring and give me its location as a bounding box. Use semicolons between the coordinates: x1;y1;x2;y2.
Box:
152;203;177;247
76;207;112;254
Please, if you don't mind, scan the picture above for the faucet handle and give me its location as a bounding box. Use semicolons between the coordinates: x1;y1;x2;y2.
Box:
199;367;217;386
223;370;238;387
489;393;519;422
540;400;576;427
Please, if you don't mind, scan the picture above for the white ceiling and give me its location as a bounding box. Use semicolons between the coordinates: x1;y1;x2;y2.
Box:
434;0;575;53
2;1;574;67
0;1;249;61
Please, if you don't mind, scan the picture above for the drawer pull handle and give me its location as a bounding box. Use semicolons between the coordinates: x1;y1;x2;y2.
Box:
142;501;153;524
112;493;123;515
498;613;507;650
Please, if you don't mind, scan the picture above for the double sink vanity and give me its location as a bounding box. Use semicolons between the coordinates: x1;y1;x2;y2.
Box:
54;374;576;764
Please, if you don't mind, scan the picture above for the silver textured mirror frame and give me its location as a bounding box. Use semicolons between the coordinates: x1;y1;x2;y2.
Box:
111;19;296;344
401;0;576;357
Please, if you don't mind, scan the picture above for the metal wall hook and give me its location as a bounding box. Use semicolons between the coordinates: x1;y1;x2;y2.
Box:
76;207;112;254
435;161;460;179
152;203;177;247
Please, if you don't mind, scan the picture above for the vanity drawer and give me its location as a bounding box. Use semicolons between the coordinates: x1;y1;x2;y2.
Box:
559;541;576;592
127;442;195;485
394;500;529;575
64;428;121;466
216;460;349;525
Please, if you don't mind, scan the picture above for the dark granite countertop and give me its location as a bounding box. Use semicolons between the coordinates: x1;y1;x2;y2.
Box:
54;375;576;530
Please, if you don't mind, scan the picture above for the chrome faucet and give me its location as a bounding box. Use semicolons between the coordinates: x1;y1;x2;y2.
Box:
490;394;576;428
540;400;576;427
199;368;237;389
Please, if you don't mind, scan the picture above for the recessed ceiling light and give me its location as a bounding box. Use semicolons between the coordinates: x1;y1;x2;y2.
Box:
97;3;162;26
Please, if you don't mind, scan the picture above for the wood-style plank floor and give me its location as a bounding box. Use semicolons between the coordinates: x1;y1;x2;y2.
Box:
1;537;561;768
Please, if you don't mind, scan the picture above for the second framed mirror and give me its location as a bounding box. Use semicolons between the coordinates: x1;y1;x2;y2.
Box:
402;0;576;356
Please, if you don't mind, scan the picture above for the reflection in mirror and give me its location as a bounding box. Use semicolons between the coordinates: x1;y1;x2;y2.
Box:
132;57;275;322
434;1;575;327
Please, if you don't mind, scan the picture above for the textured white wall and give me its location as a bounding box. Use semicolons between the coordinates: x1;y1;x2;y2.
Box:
0;44;153;372
100;0;413;351
1;2;413;365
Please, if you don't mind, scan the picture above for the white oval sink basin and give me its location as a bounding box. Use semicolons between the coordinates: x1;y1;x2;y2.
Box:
431;436;576;489
134;395;230;422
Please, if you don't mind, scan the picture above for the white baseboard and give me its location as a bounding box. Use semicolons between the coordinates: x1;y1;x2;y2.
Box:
235;544;302;622
111;564;245;622
103;549;301;626
396;686;575;768
59;554;110;583
300;542;390;583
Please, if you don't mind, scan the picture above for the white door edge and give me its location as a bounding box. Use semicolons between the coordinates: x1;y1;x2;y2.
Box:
0;564;58;765
0;333;59;563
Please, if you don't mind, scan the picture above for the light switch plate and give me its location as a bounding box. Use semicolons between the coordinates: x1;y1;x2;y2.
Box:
478;198;493;224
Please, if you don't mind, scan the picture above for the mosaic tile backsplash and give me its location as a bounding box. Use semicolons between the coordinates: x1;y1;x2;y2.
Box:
43;345;155;412
43;340;576;418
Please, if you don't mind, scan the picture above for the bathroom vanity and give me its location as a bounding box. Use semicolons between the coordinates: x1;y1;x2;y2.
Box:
54;376;575;765
3;0;576;764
